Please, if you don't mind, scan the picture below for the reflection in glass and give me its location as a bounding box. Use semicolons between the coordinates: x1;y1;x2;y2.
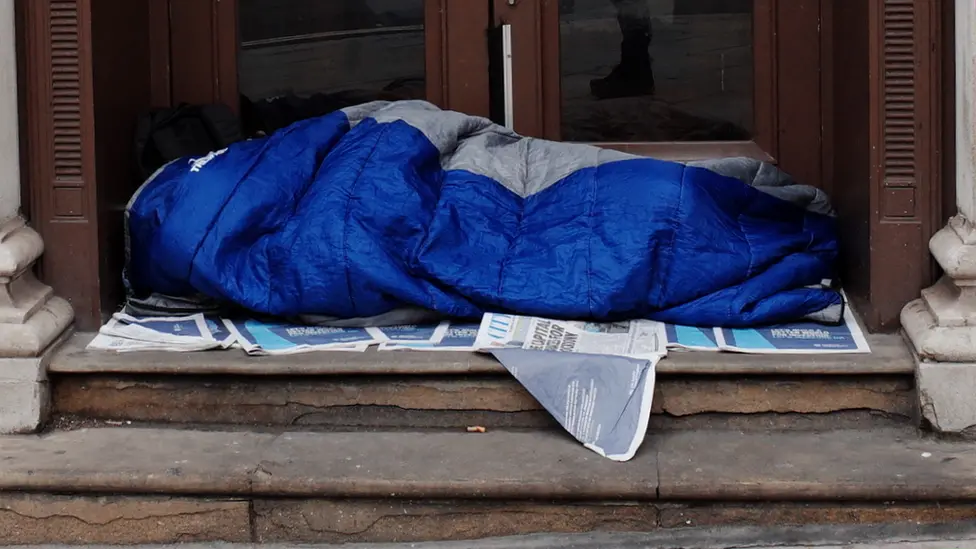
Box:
238;0;425;134
559;0;753;142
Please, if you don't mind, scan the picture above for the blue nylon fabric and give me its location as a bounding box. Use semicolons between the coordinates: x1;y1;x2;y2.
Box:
127;109;842;327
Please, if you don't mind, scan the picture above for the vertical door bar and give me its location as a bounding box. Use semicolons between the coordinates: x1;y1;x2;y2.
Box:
502;23;514;129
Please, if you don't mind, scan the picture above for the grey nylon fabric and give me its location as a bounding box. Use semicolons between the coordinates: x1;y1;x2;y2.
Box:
687;157;835;216
343;102;834;215
345;100;634;198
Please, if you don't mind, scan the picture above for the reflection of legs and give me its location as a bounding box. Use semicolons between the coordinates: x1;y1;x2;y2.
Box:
591;0;655;99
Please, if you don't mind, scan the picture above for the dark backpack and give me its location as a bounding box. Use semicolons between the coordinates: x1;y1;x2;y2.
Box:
133;103;243;181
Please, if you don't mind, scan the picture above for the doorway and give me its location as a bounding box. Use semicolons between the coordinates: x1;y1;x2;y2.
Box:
162;0;823;188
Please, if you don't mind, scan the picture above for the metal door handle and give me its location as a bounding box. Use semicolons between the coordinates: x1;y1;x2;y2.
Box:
502;23;514;129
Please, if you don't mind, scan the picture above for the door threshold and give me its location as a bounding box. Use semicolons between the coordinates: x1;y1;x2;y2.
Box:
49;332;914;376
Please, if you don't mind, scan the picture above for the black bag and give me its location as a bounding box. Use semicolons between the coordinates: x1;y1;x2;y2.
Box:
133;103;243;181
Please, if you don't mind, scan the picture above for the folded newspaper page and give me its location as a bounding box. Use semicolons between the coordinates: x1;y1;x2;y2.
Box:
87;313;225;352
367;322;449;345
664;324;721;351
205;317;239;348
379;322;481;351
492;348;657;462
223;319;373;355
475;313;667;360
715;305;870;354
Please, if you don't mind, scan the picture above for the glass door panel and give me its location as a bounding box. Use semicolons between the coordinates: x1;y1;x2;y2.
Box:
493;0;809;165
236;0;427;130
559;0;754;142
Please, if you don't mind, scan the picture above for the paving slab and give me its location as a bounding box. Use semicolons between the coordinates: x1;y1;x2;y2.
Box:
0;428;275;493
51;332;913;375
0;494;250;545
4;427;976;500
656;428;976;500
249;430;655;499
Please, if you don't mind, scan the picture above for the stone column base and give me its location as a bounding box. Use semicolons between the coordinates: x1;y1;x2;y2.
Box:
0;216;74;433
902;216;976;433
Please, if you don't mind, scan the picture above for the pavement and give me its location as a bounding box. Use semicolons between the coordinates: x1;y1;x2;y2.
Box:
13;522;976;548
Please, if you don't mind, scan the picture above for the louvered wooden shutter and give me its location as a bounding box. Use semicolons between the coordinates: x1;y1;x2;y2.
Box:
862;0;945;329
22;0;100;328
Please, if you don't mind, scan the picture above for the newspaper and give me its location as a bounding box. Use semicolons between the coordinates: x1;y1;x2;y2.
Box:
367;322;449;345
223;319;374;355
204;316;240;348
492;349;657;462
379;322;481;351
87;313;226;352
664;324;721;351
475;313;667;360
716;305;870;354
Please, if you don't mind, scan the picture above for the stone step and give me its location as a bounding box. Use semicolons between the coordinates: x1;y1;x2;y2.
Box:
1;426;976;545
49;373;917;429
52;332;914;376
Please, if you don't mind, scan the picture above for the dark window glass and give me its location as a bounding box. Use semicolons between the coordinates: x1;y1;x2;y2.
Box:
238;0;426;111
559;0;753;142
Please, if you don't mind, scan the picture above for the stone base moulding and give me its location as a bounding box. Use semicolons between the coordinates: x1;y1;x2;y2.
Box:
0;216;73;357
902;217;976;362
0;215;73;434
902;217;976;433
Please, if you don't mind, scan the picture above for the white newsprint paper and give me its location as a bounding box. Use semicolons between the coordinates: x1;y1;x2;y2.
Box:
474;313;667;360
87;313;226;352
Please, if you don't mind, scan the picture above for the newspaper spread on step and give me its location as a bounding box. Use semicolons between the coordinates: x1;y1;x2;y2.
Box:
87;313;229;352
474;313;664;462
379;322;480;351
715;304;870;354
664;324;721;351
474;313;667;360
367;322;450;345
222;319;374;355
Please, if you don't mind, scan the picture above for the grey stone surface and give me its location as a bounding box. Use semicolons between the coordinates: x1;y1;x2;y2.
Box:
917;361;976;432
0;428;277;493
0;218;73;434
0;380;48;434
3;426;976;501
652;427;976;500
51;331;913;375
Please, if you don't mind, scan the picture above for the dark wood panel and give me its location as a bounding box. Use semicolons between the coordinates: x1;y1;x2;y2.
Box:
440;0;491;117
148;0;171;107
169;0;217;105
775;0;822;188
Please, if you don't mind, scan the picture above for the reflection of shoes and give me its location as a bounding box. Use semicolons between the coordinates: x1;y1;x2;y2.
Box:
590;65;656;100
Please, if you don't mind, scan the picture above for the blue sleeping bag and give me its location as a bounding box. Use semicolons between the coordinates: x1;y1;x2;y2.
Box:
125;101;841;327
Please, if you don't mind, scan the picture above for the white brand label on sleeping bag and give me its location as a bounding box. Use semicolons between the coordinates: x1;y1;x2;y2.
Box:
188;148;228;173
